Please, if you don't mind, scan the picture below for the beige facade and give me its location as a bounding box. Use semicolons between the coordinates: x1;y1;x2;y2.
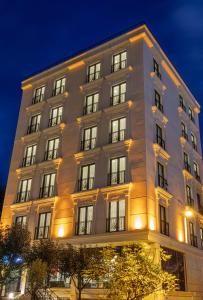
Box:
2;24;203;299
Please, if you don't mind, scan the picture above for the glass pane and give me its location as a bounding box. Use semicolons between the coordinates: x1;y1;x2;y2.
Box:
39;213;46;227
46;213;51;226
120;83;126;93
111;159;118;172
87;206;93;221
119;200;125;217
112;85;119;96
119;157;126;171
79;207;86;222
84;128;91;140
89;164;95;177
82;166;88;179
120;118;126;130
121;51;127;60
110;201;117;218
92;127;97;138
112;120;118;132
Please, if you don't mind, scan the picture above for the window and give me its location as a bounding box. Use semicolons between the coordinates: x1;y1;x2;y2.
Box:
153;58;161;79
186;185;193;207
107;199;125;232
200;228;203;249
81;126;97;151
16;178;32;203
87;62;101;82
84;93;99;115
181;122;188;140
154;90;163;113
40;173;56;198
111;82;126;106
110;117;126;143
79;164;95;191
191;133;197;150
193;162;200;181
49;106;63;127
188;107;195;123
197;193;203;213
76;206;93;235
157;162;167;190
22;144;37;167
183;152;191;172
112;51;127;72
156;124;165;149
189;222;197;247
32;86;45;104
15;216;27;226
35;212;51;239
27;114;41;134
45;137;60;160
179;95;186;112
159;205;169;236
109;157;126;185
53;77;66;96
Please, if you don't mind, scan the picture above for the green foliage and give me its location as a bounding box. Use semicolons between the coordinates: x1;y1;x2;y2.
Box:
28;259;47;296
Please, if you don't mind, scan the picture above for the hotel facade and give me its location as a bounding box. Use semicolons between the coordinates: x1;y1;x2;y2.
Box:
2;24;203;299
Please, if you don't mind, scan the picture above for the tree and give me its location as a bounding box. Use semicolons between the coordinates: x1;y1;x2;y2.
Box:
96;244;177;300
0;223;31;298
28;259;47;300
58;244;101;300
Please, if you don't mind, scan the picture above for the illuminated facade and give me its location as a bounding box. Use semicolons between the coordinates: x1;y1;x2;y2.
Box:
2;24;203;299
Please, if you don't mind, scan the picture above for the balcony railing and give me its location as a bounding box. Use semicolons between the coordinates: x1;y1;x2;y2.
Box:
158;175;168;191
16;191;30;203
80;138;96;151
32;94;44;105
190;234;198;247
78;177;94;191
34;226;50;240
155;100;164;113
52;86;65;97
109;130;126;144
44;149;58;161
111;60;127;73
86;71;101;83
160;220;169;236
184;162;191;173
27;123;40;135
106;216;125;232
156;135;166;150
194;172;201;182
110;93;126;106
181;130;188;140
187;197;194;207
22;155;36;167
48;115;62;127
83;102;99;115
39;186;55;199
75;220;93;235
108;171;125;186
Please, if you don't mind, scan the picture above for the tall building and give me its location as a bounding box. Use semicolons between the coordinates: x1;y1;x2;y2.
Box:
1;24;203;299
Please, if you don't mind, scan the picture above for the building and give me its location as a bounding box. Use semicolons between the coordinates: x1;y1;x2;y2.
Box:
1;24;203;299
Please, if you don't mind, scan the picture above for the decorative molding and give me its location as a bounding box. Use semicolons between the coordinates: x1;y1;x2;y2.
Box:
26;101;45;113
103;139;133;156
67;60;85;71
101;183;131;201
129;32;153;48
80;78;104;93
71;189;100;205
150;72;167;93
76;111;102;126
21;131;41;143
21;84;32;91
103;100;133;117
161;60;181;87
155;186;173;205
42;123;66;136
151;106;168;126
105;66;133;82
74;148;101;164
182;169;193;180
153;143;170;161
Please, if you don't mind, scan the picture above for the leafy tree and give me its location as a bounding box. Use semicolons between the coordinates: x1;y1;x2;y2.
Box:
0;223;31;298
28;259;47;300
96;243;177;300
58;244;101;300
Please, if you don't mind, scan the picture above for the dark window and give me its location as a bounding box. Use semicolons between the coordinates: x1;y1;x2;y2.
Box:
22;144;37;167
191;133;197;150
78;164;95;191
76;206;93;235
81;126;97;151
53;78;66;96
32;86;45;104
157;162;167;190
194;162;201;182
153;58;161;79
107;199;125;232
154;90;163;113
188;107;195;123
111;82;126;106
112;51;127;72
84;93;99;115
108;157;126;185
186;185;194;207
27;114;41;134
35;212;51;239
156;124;165;149
189;222;197;247
49;106;63;127
179;95;186;112
39;173;56;198
110;117;126;143
87;63;101;82
45;137;60;161
16;178;32;203
181;122;188;140
183;152;191;173
15;216;27;226
159;205;169;236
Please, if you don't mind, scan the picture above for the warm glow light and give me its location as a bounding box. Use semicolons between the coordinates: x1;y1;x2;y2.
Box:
134;216;143;229
149;218;155;231
178;231;184;242
58;225;64;237
184;217;188;244
185;210;193;217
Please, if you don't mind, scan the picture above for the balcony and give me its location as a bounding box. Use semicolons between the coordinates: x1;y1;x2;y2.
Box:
32;94;44;105
22;155;36;167
106;216;125;232
16;191;30;203
190;234;198;247
109;130;126;144
111;60;127;73
44;149;59;161
160;220;169;236
48;115;62;127
34;226;50;240
108;171;125;186
156;135;166;150
80;138;96;151
75;221;93;235
158;175;168;191
78;178;94;192
39;186;55;199
110;93;126;106
86;71;101;83
52;86;65;97
27;123;40;135
83;102;99;115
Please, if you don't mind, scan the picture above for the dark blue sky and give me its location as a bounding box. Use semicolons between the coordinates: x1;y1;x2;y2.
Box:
0;0;203;187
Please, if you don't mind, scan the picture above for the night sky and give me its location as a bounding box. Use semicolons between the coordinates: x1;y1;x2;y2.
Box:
0;0;203;187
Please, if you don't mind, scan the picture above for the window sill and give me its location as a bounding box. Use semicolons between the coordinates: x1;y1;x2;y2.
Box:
105;65;133;81
151;105;168;125
80;77;104;92
46;91;68;105
150;71;167;93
